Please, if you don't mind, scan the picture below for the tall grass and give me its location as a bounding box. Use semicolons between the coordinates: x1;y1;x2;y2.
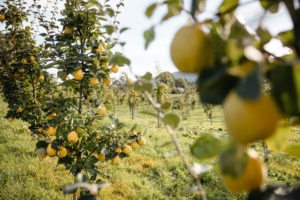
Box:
0;98;299;199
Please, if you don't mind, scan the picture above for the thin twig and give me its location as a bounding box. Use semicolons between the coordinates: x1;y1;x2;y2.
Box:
143;91;207;200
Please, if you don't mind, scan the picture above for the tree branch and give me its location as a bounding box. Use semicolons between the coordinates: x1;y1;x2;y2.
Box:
283;0;300;56
143;91;207;200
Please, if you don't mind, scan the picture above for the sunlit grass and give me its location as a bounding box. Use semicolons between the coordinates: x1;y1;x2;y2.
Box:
0;97;299;199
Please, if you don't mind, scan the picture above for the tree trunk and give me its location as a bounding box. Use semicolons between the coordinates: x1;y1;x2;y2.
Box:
78;80;84;114
131;105;134;119
113;96;116;119
263;141;269;162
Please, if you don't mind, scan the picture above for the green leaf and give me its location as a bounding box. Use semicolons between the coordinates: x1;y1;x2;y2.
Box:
57;71;67;79
104;25;115;35
265;123;291;152
142;72;152;81
293;62;300;112
236;67;261;100
40;33;47;37
226;40;244;64
284;143;300;158
166;0;183;16
106;8;114;17
198;67;240;104
140;110;158;118
161;12;175;21
120;27;129;33
86;0;100;8
270;63;300;116
108;52;130;66
116;122;125;129
144;26;155;49
163;113;180;129
260;0;279;13
219;0;238;14
191;134;223;160
229;18;255;47
256;26;272;47
219;143;248;177
161;102;171;111
36;141;48;148
277;30;294;47
145;3;160;18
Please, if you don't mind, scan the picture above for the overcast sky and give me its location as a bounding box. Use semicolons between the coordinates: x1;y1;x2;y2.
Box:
112;0;293;79
1;0;295;79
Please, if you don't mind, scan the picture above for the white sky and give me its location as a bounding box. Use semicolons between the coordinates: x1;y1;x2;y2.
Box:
113;0;293;79
1;0;295;79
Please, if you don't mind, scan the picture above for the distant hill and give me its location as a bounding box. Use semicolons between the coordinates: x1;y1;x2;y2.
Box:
171;71;198;83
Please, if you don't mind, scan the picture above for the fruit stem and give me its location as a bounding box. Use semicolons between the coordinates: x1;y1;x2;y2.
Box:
144;91;207;200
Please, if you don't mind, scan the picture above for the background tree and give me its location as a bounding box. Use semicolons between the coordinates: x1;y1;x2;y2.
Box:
153;82;169;127
174;77;188;89
127;88;141;119
155;71;175;88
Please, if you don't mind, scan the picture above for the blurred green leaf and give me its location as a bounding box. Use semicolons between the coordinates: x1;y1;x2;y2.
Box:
219;144;248;177
86;0;100;8
163;113;180;129
236;67;261;100
293;62;300;111
104;25;115;35
260;0;279;13
108;52;130;66
145;3;161;18
277;30;294;47
284;143;300;158
106;8;114;17
265;123;291;152
36;141;48;148
166;0;183;16
57;71;67;79
270;63;300;116
229;17;255;48
219;0;238;14
144;26;155;49
191;134;223;160
120;27;129;33
198;67;240;104
162;12;175;21
161;102;171;111
256;26;272;47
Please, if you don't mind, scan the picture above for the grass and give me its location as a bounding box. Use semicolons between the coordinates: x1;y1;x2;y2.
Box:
0;98;72;200
0;97;299;199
